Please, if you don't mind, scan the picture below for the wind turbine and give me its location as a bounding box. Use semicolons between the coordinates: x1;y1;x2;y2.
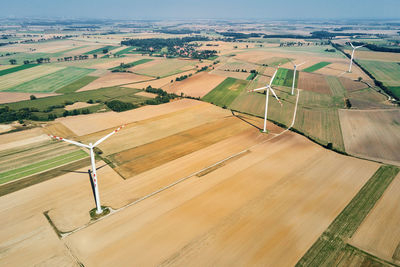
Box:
49;124;125;214
248;67;282;133
289;60;306;95
348;42;365;73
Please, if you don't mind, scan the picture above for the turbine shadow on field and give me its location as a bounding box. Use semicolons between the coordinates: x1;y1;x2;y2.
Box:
60;164;107;174
231;110;262;131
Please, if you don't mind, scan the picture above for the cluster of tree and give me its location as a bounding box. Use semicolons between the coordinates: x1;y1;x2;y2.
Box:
155;29;201;35
217;32;262;39
196;66;209;73
350;41;400;53
175;74;192;81
144;86;178;105
311;31;368;39
56;54;91;62
324;48;336;52
0;106;38;123
345;98;352;109
105;100;137;112
0;52;16;57
206;43;219;47
191;49;217;59
62;109;90;117
121;37;208;51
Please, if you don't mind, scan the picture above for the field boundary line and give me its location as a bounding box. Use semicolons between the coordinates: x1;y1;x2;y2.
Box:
56;89;301;238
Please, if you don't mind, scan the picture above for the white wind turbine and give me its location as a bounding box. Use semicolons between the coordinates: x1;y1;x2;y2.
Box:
348;42;365;72
290;60;306;95
248;67;282;133
49;124;125;214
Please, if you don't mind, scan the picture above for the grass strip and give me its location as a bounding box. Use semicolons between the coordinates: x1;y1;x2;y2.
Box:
0;64;37;76
303;61;331;72
296;165;400;266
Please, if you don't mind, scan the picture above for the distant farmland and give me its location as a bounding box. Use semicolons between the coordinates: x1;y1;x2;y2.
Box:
5;67;95;93
84;45;119;55
0;64;37;76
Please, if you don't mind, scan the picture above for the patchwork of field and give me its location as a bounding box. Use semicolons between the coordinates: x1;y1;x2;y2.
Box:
125;70;195;89
339;109;400;165
297;165;399;266
162;72;226;98
350;171;400;264
5;67;95;93
64;131;379;266
78;72;151;91
0;65;63;91
0;127;88;185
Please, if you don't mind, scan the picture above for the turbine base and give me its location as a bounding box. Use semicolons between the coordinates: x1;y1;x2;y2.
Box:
90;206;110;220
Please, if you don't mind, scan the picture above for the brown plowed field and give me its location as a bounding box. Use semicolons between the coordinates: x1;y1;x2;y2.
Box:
297;72;331;94
339;109;400;165
162;72;226;98
339;77;368;91
110;116;250;178
350;172;400;263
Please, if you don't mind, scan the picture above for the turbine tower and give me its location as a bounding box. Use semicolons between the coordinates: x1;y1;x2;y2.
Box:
49;124;125;214
348;42;365;73
248;67;282;133
290;61;306;95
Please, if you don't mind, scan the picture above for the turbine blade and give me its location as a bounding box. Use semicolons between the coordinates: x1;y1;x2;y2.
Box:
350;42;355;48
248;86;268;92
270;88;282;106
49;135;90;148
269;68;279;86
93;124;125;147
297;61;307;67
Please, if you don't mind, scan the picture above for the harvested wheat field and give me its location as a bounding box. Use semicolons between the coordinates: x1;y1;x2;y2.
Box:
64;131;379;267
0;92;59;104
339;109;400;165
0;97;381;266
345;49;400;62
125;70;195;89
350;171;400;264
162;72;226;97
78;72;151;91
338;77;368;91
56;99;203;136
0;127;50;152
64;102;98;110
297;72;331;94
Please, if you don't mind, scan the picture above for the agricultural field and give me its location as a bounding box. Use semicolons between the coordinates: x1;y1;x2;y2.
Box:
78;72;152;91
357;60;400;99
56;76;99;93
350;170;400;265
162;72;226;98
5;67;95;93
202;77;249;107
0;98;381;266
0;92;59;104
0;63;37;76
339;109;400;165
83;45;119;55
297;72;331;94
303;61;331;72
271;67;297;87
133;58;199;78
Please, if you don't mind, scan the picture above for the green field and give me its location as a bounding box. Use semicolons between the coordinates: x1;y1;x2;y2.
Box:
5;67;95;93
271;68;298;87
357;60;400;99
109;58;154;70
55;76;98;93
303;61;331;72
246;72;257;80
326;76;347;100
0;86;146;120
203;77;248;107
0;149;88;184
114;46;135;56
0;64;37;76
84;45;119;55
296;165;400;267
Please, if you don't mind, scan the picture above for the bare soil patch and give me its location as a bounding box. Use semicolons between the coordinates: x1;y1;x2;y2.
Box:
297;72;331;94
64;102;98;110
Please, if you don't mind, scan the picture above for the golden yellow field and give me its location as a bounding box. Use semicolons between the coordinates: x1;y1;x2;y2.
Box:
0;100;380;266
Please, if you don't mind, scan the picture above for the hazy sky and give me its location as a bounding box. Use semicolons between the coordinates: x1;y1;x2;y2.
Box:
1;0;399;20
